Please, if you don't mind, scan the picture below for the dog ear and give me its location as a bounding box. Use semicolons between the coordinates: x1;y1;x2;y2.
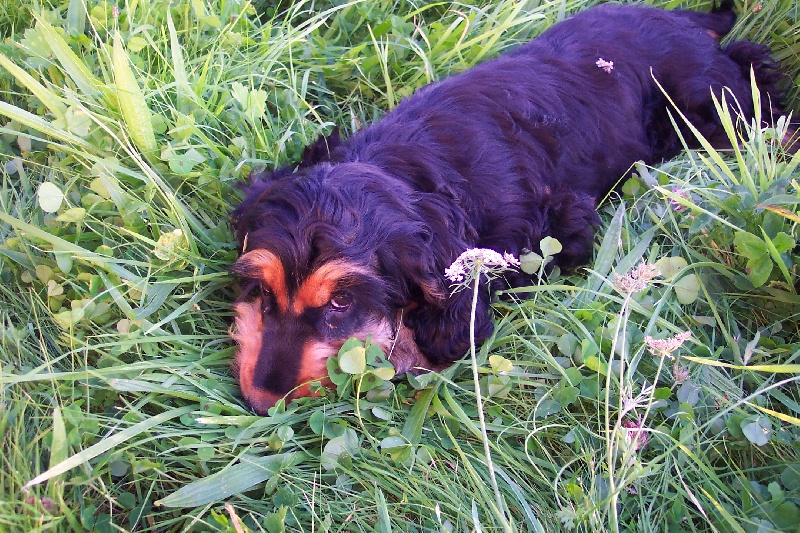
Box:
377;226;449;308
403;283;495;367
378;220;494;368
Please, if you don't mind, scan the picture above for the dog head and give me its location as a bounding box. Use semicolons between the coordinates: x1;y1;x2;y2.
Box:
230;159;454;414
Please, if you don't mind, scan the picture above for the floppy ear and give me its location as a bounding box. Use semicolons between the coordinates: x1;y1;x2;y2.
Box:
404;283;495;367
378;213;493;368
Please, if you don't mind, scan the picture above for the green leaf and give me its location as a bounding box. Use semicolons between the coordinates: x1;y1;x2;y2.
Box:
563;367;583;387
584;355;606;376
37;182;64;213
369;366;396;381
35;265;54;283
167;148;206;176
558;333;578;357
264;506;287;533
197;446;215;462
539;236;563;257
734;231;767;258
780;465;800;491
380;436;408;452
772;502;800;530
55;207;86;223
674;273;700;305
117;492;136;510
519;251;543;274
321;429;359;471
338;346;366;375
46;280;64;297
746;254;773;288
113;31;157;154
654;256;687;280
771;231;795;254
53;307;84;330
109;460;129;477
488;354;513;373
535;398;562;418
554;385;580;407
741;417;772;446
64;106;91;137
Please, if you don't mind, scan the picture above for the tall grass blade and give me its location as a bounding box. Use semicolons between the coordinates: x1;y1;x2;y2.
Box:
32;14;102;97
155;451;303;507
0;53;67;120
25;405;195;488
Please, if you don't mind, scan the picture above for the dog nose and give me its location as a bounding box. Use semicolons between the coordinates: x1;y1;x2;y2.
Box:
243;387;286;415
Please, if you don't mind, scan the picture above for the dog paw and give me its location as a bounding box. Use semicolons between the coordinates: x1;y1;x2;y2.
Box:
544;189;601;269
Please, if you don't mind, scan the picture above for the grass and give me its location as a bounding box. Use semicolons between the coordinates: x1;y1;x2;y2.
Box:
1;0;799;531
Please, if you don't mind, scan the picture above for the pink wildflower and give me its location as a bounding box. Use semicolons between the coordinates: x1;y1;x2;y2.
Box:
622;417;649;451
644;330;692;359
614;262;661;294
596;58;614;73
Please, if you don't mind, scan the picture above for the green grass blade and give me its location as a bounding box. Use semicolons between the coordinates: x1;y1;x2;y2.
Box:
0;101;91;148
155;451;303;507
32;14;103;97
25;405;195;488
0;52;67;120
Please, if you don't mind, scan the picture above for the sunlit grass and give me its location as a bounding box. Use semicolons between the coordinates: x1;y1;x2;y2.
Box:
1;0;799;530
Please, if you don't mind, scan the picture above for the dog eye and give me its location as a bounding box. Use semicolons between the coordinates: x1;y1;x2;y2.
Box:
329;292;352;312
259;283;272;314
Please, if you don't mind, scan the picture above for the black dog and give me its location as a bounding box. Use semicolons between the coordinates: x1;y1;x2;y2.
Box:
231;3;792;413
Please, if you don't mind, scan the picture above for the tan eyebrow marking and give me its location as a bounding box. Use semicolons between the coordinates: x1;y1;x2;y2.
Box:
292;261;374;314
233;250;289;312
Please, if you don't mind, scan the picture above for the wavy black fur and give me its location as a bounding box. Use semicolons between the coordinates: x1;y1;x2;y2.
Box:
232;3;792;378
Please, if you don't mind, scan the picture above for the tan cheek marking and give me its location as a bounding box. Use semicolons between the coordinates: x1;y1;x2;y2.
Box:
293;341;337;398
292;261;375;314
235;250;289;312
371;313;445;375
291;317;394;399
231;300;282;413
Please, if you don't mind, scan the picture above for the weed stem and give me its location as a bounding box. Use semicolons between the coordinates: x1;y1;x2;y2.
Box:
469;275;511;532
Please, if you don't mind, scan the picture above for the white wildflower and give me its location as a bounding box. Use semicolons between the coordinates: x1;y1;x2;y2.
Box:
445;248;519;290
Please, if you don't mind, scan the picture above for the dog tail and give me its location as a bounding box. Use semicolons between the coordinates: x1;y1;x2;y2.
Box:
675;0;737;39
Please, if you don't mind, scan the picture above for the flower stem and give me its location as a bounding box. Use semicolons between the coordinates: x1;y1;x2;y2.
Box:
469;275;510;532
